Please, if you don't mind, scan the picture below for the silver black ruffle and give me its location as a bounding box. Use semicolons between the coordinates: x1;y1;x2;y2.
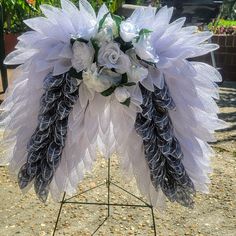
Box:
18;72;79;202
135;84;195;207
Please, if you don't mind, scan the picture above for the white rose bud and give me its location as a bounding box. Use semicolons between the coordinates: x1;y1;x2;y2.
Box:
71;41;94;72
103;15;118;37
94;15;118;46
114;87;130;103
120;21;138;42
98;42;131;74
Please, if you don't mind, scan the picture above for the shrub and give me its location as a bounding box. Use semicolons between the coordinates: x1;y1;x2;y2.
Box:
209;19;236;35
1;0;124;34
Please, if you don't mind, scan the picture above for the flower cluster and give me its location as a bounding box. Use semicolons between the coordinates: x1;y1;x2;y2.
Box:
69;11;154;106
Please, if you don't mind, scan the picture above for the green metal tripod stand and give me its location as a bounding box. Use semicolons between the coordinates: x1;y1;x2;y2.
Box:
52;158;157;235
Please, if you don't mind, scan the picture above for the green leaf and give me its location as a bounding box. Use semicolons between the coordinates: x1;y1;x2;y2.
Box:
120;97;131;107
143;60;157;68
69;68;83;80
120;73;128;84
112;14;123;32
139;28;153;36
98;12;110;31
135;28;153;42
136;55;157;68
122;82;136;87
91;39;99;62
101;86;116;97
114;37;133;51
70;38;88;45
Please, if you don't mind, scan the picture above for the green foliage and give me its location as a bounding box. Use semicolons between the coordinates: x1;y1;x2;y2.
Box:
219;0;236;20
98;12;110;31
135;28;153;42
101;86;116;96
134;0;159;7
111;14;123;32
209;19;236;34
1;0;124;33
0;0;34;33
120;97;131;107
209;19;236;27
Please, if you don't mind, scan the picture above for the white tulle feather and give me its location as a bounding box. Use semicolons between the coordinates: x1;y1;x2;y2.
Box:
0;64;51;178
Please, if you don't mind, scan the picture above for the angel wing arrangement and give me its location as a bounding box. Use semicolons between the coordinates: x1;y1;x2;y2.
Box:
0;0;227;208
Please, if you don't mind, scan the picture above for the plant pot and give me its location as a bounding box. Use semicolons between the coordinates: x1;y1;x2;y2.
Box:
4;33;20;55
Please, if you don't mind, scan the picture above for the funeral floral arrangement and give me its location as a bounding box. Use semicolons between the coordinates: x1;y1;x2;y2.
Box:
0;0;227;208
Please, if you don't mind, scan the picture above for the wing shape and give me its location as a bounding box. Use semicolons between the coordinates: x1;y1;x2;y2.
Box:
0;1;226;208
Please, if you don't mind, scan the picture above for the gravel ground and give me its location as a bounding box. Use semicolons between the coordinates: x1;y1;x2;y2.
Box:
0;82;235;236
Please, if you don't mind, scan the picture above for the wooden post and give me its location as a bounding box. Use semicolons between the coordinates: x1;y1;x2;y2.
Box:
0;3;8;93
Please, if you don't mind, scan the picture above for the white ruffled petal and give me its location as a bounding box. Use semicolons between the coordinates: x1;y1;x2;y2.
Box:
52;59;72;76
97;3;109;22
79;0;96;19
4;49;38;65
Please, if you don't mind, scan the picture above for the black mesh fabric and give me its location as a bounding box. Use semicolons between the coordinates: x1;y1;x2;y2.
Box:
135;83;195;207
18;72;79;202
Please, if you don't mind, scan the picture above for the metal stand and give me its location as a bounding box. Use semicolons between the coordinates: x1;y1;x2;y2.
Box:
52;158;157;236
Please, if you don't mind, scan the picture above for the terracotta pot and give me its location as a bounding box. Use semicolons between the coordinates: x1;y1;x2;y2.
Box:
4;33;20;55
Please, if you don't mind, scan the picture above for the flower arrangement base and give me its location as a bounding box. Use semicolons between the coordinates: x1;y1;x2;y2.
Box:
53;158;157;236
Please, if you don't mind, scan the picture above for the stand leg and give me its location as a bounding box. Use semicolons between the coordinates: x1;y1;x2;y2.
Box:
52;192;66;236
150;206;157;236
107;158;111;217
91;159;111;235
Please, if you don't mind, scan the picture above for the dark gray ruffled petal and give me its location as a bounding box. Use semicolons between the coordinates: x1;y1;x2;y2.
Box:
43;73;64;90
135;83;195;208
57;101;71;120
18;72;79;202
34;174;50;202
27;150;44;163
38;113;57;131
18;163;34;189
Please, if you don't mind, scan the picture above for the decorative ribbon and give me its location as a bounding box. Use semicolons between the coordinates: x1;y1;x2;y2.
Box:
135;84;195;207
18;73;79;202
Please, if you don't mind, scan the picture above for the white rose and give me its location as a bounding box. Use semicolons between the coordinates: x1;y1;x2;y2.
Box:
98;42;131;74
134;37;159;63
71;41;94;72
83;63;112;93
120;21;138;42
114;87;130;103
